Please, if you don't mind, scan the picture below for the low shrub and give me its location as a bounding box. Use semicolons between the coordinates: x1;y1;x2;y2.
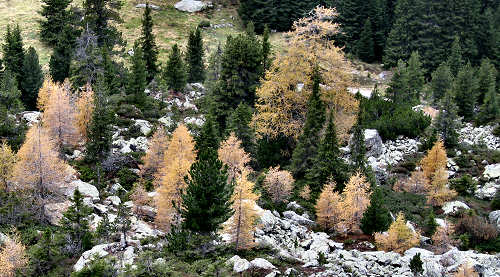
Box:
198;20;211;28
455;215;498;245
449;174;476;197
117;168;139;191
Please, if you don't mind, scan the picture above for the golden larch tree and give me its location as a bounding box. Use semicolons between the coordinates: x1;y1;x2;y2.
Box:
155;124;196;231
224;170;259;250
10;124;68;201
374;212;419;254
218;133;251;184
0;141;16;190
315;181;342;231
393;170;428;194
42;82;79;148
420;140;456;206
263;166;294;204
421;140;448;181
300;184;311;200
37;79;57;112
0;233;28;277
75;83;95;142
337;172;372;234
252;7;359;143
141;126;169;183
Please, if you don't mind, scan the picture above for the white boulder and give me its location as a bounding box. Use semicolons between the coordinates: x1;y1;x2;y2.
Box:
174;0;209;12
227;255;251;273
21;111;41;125
475;182;500;199
442;201;470;216
73;243;114;271
134;119;152;136
135;3;160;10
43;201;71;225
64;180;100;202
489;210;500;231
250;258;277;270
483;164;500;179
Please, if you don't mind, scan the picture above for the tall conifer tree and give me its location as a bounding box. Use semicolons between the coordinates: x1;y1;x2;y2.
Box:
290;66;325;180
431;62;453;104
453;63;478;121
20;47;43;110
140;3;158;82
356;18;375;63
305;110;347;195
2;25;24;85
361;187;391;235
39;0;74;46
186;28;205;83
436;90;460;147
162;44;187;92
127;42;147;108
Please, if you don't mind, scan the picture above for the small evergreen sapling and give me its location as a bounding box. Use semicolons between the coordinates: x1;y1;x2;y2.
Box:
409;253;424;276
163;44;187;92
60;189;93;254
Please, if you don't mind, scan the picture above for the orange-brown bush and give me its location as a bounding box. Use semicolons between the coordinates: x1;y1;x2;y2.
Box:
455;215;498;243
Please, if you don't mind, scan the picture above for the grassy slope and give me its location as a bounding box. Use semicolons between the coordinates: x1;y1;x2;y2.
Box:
0;0;284;69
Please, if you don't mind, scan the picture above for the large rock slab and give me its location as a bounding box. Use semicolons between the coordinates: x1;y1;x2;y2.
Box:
250;258;276;270
227;255;251;273
442;201;470;216
364;129;384;157
44;201;71;225
489;210;500;231
475;182;500;199
63;180;100;202
483;163;500;179
74;243;115;271
174;0;209;12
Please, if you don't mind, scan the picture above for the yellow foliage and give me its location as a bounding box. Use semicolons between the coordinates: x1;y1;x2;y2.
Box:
253;7;358;143
263;166;294;204
375;212;419;254
42;81;79;148
218;133;251;184
0;141;16;191
315;181;342;231
37;79;57;112
155;124;196;231
338;173;372;234
421;140;448;181
75;84;95;142
224;170;259;250
142;127;169;183
454;262;479;277
393;170;428;194
130;183;152;217
0;233;28;277
11;124;68;201
300;185;311;200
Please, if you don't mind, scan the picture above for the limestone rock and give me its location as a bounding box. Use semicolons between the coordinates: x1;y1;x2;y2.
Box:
134;119;152;136
73;243;115;271
135;3;160;10
250;258;276;270
489;210;500;231
442;201;470;216
63;179;100;202
174;0;209;12
475;182;500;199
483;164;500;179
227;255;251;273
44;201;71;225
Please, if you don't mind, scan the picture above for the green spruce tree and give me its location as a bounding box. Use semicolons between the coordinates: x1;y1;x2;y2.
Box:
383;0;414;68
453;63;478;121
430;62;453;104
290;66;326;180
162;44;187;92
20;47;43;110
436;89;461;147
261;25;272;71
424;210;438;236
140;3;158;82
448;36;464;76
360;187;391;235
60;189;93;254
186;28;205;83
127;41;148;108
2;25;25;85
102;47;121;95
195;115;220;155
406;51;425;101
477;68;499;124
82;0;123;48
386;59;410;104
356;18;375;63
39;0;74;46
476;58;497;106
85;83;113;163
305;110;348;195
49;37;72;83
227;102;255;155
350;123;367;170
179;147;234;233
